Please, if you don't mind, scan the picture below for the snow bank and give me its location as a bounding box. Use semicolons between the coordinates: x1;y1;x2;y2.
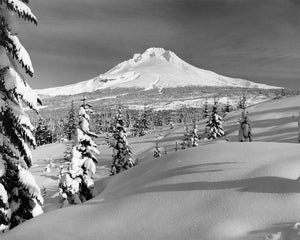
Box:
4;142;300;240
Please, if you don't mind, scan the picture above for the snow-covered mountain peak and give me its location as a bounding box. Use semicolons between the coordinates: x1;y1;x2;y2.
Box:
35;47;280;97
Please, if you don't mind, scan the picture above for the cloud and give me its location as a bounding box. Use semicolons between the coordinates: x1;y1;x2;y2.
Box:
18;0;300;89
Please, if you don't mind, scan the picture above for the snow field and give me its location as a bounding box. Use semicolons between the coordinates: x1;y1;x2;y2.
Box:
4;94;300;240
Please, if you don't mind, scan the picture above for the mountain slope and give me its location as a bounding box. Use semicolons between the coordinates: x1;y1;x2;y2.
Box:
35;47;280;97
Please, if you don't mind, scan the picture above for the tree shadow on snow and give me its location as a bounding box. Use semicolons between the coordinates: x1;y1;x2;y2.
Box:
249;222;300;239
133;176;300;195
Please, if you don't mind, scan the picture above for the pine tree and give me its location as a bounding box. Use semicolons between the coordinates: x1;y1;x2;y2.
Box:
125;112;131;128
110;106;135;175
132;113;140;137
65;100;76;140
35;117;53;146
153;142;161;158
139;108;152;136
206;99;225;139
190;125;199;147
58;98;99;204
237;94;247;109
0;1;43;231
224;98;231;113
202;98;209;119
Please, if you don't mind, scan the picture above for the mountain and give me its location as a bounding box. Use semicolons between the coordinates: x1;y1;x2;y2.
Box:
35;47;280;97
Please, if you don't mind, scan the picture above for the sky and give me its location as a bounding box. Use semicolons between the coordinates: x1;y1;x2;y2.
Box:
20;0;300;89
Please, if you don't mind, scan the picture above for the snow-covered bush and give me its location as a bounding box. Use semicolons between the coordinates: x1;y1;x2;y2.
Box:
110;107;135;175
0;0;43;232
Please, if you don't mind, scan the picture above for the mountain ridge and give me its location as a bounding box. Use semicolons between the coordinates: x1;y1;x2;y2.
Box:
35;47;280;97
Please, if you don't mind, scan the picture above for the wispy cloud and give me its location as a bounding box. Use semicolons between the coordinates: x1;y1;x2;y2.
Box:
20;0;300;89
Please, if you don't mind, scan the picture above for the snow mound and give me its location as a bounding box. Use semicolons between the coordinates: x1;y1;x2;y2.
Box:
35;47;280;96
4;142;300;240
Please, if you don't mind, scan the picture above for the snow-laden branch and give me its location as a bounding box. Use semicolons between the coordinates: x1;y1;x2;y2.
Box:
3;0;37;25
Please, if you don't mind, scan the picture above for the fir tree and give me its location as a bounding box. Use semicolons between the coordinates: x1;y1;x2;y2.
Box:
58;97;99;204
206;99;225;139
202;98;209;119
110;107;135;175
35;117;53;146
139;108;152;136
153;142;161;158
125;112;131;128
0;0;43;231
224;98;231;113
237;94;247;109
190;125;199;147
65;100;76;140
132;113;140;137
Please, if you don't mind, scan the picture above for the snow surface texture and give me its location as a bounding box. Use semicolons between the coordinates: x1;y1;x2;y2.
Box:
35;47;280;97
4;95;300;240
224;95;300;143
4;142;300;240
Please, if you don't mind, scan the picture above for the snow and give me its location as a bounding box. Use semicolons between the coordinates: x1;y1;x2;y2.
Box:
3;95;300;240
4;67;39;111
34;48;280;97
6;31;34;75
4;0;37;25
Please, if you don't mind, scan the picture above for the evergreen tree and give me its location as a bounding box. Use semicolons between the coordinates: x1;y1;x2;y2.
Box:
206;99;225;139
237;94;247;109
110;107;135;175
125;112;131;128
153;142;161;158
35;117;53;146
139;108;152;136
0;1;43;231
224;98;231;113
65;100;76;140
132;113;140;137
153;112;163;126
202;98;209;119
58;98;99;204
190;125;199;147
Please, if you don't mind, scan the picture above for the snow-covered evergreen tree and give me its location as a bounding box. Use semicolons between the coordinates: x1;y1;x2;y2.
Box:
224;98;231;113
125;112;131;128
206;99;225;139
237;94;247;109
65;100;76;140
110;107;135;175
58;98;99;204
35;117;53;146
202;98;209;119
190;125;199;147
0;0;43;231
132;113;140;137
139;108;152;136
153;142;161;158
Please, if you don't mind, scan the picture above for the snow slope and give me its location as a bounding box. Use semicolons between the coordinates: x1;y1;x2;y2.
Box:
35;48;280;96
224;95;300;143
4;142;300;240
4;95;300;240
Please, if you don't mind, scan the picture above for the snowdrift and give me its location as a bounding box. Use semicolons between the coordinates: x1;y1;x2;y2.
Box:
4;142;300;240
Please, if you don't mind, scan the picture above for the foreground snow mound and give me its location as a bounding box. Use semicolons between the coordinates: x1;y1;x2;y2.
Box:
35;47;279;96
4;142;300;240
